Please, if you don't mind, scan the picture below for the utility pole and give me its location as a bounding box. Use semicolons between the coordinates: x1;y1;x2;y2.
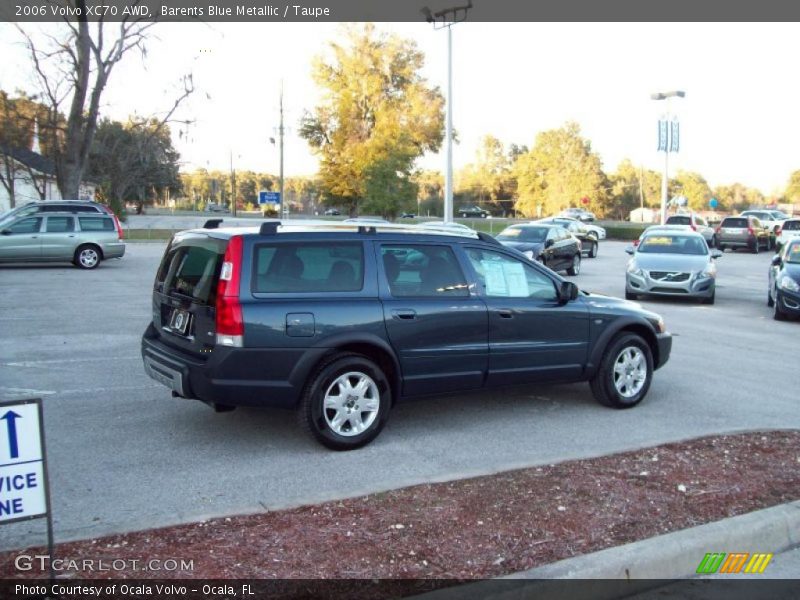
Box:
229;150;237;217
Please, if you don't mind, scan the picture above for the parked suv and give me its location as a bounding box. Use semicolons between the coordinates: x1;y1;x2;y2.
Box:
664;213;716;247
716;216;771;253
776;218;800;251
141;220;671;450
0;200;123;237
0;212;125;268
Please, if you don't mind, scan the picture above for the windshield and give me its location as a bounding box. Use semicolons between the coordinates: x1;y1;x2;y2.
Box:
771;211;789;219
638;235;708;255
0;204;36;226
496;227;547;243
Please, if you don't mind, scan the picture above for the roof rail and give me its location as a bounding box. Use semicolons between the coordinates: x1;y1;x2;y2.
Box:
203;218;223;229
259;220;281;235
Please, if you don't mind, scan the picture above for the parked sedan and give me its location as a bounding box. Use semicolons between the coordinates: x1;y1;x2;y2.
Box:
625;230;721;304
0;212;125;269
458;205;491;218
534;217;599;258
496;224;582;275
767;239;800;320
560;207;596;222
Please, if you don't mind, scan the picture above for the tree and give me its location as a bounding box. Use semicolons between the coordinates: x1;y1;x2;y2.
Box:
513;122;608;218
88;118;181;213
456;135;516;215
300;24;444;215
16;2;193;200
786;170;800;204
362;155;417;219
606;159;663;219
674;170;712;210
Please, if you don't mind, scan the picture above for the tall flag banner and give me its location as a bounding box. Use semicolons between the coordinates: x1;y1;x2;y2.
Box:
658;120;668;152
670;119;680;153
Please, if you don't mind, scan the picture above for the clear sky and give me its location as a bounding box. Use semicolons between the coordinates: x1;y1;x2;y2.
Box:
2;22;799;195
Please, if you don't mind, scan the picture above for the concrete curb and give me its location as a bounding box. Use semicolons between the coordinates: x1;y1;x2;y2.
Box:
416;501;800;599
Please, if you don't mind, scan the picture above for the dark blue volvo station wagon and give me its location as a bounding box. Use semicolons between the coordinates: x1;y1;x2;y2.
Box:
142;220;671;450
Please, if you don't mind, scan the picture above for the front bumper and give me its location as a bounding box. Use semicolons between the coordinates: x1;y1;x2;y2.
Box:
776;288;800;316
626;271;715;298
655;332;672;370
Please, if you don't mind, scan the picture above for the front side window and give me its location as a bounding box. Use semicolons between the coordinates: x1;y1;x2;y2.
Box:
381;244;468;298
7;217;42;234
254;242;364;293
466;248;557;300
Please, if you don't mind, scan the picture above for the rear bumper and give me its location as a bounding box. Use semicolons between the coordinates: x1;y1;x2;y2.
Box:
141;323;323;409
102;242;126;259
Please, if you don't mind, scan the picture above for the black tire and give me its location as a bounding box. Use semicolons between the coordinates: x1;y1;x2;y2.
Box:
297;352;391;450
702;289;715;305
719;245;727;252
590;333;654;409
460;213;467;218
588;241;598;258
767;288;774;307
625;291;638;300
752;239;760;254
566;253;581;276
710;235;717;249
73;244;102;269
773;292;787;321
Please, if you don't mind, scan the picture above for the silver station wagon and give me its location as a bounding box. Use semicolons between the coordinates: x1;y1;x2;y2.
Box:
0;211;125;269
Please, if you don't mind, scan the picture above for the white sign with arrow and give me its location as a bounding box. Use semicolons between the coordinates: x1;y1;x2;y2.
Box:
0;399;50;523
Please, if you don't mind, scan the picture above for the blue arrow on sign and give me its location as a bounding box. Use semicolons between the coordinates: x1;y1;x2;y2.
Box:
1;410;21;459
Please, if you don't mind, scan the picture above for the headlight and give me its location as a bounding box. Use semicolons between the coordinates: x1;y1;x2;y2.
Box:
779;276;800;292
627;262;643;276
699;264;716;278
523;250;534;259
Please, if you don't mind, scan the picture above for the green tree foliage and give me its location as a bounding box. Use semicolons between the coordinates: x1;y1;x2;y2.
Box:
711;183;765;213
456;135;517;215
88;118;181;214
674;170;712;210
362;155;418;219
300;24;444;216
513;122;608;218
785;170;800;203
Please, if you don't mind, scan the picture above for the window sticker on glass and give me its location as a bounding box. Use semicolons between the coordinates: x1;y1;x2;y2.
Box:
483;261;508;295
482;260;528;297
503;261;529;297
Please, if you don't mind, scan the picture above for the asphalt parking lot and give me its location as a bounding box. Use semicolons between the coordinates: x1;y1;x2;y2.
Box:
1;239;798;550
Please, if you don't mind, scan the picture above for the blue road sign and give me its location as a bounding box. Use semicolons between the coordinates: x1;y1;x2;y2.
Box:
259;191;281;205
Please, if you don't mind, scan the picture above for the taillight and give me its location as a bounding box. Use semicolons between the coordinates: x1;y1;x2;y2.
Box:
112;214;124;240
215;235;243;347
690;224;697;231
748;227;755;236
775;227;781;236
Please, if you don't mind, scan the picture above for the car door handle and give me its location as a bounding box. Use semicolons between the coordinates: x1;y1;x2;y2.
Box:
496;309;514;318
391;309;417;320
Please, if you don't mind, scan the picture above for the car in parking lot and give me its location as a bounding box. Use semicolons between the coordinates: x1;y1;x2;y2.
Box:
204;203;229;213
665;213;717;247
496;224;583;275
625;230;721;304
740;209;786;234
716;215;772;253
534;217;600;258
141;220;671;450
0;212;125;269
458;205;491;218
0;199;121;230
560;207;596;222
767;239;800;320
323;208;341;216
545;215;606;240
776;218;800;251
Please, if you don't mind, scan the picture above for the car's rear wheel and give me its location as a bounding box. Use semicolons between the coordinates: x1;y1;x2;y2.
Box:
74;244;101;269
710;235;718;249
566;254;581;276
590;333;653;409
588;241;598;258
298;353;391;450
752;239;760;254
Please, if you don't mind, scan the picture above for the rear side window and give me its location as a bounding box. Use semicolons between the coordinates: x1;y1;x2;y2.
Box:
46;217;74;232
381;244;468;298
253;242;364;293
721;218;748;228
78;217;114;231
159;242;224;304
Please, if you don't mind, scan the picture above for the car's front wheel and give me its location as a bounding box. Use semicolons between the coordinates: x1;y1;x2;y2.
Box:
74;244;102;269
566;253;581;276
298;353;391;450
588;240;598;258
590;333;653;409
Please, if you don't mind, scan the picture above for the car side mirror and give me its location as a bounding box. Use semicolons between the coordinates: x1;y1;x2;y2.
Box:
559;281;579;304
545;239;554;248
625;246;635;255
771;255;782;267
710;249;723;259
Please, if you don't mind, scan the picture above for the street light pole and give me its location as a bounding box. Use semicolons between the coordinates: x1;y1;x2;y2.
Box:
651;90;685;225
279;82;286;220
423;2;472;224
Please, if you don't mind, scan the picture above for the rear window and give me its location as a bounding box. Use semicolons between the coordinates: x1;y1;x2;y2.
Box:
783;220;800;231
158;241;224;305
496;227;547;242
721;218;748;228
78;217;114;231
253;242;364;293
666;215;691;225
